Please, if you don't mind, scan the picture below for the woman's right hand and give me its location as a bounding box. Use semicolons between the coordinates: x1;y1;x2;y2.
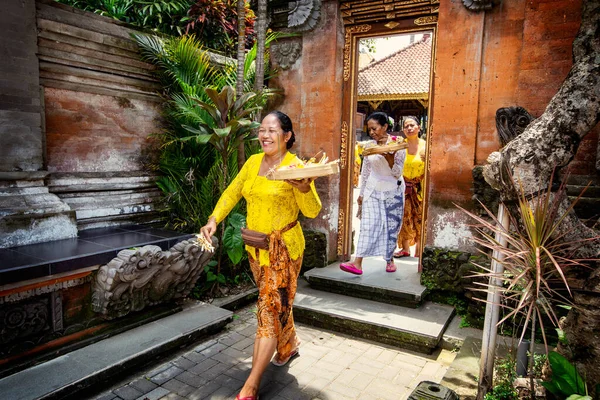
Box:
199;217;217;241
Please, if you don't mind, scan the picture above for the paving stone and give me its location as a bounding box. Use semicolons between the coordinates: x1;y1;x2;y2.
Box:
278;384;314;400
202;361;231;380
175;370;208;388
312;359;346;374
187;381;222;399
159;393;186;400
218;331;246;346
300;376;329;397
161;378;195;397
325;380;361;399
207;383;238;399
420;360;444;376
258;380;287;398
193;338;219;353
146;363;172;379
222;365;251;382
130;377;158;393
182;350;208;364
230;336;255;351
200;342;229;357
113;385;144;400
394;352;428;367
376;348;400;364
149;365;184;385
135;387;170;400
189;358;219;374
346;371;375;391
211;350;242;365
171;356;197;370
210;373;244;390
222;345;251;359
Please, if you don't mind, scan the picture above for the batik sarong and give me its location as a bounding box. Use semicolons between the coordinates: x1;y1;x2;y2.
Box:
398;176;423;247
249;249;302;360
356;187;404;261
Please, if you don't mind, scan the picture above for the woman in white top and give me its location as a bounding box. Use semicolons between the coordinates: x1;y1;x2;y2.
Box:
340;112;406;275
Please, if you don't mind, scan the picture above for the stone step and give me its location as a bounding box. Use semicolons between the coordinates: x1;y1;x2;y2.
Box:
304;258;427;308
293;280;455;355
0;302;232;400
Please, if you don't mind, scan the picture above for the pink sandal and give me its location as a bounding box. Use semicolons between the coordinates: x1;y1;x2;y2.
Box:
386;261;397;273
393;250;410;258
340;262;363;275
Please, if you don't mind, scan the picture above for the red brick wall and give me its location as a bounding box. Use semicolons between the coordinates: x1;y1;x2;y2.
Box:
269;0;345;261
45;88;162;172
426;0;594;249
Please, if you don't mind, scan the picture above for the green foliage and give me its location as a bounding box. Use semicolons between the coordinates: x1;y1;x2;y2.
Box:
133;32;285;293
457;171;594;351
186;0;256;56
55;0;192;36
223;212;246;265
542;351;591;400
485;356;518;400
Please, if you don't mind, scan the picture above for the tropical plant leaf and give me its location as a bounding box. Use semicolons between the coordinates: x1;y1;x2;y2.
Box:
543;351;587;397
228;212;246;230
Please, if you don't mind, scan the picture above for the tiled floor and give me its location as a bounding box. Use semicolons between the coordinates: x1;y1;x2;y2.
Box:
91;304;457;400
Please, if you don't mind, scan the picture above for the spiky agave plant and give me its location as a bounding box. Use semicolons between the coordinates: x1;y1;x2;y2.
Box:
457;170;597;397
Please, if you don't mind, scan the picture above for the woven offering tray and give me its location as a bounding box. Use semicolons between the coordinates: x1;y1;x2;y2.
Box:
362;141;408;156
268;160;340;180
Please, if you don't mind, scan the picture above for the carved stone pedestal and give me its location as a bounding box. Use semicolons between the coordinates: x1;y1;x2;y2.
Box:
0;172;77;248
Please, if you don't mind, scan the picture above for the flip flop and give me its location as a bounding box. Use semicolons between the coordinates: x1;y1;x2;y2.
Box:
271;348;299;366
340;262;363;275
386;261;397;272
235;395;258;400
393;250;410;258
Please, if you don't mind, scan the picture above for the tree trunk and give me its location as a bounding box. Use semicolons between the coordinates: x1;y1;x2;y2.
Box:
253;0;267;125
482;0;600;258
235;0;247;170
483;0;600;388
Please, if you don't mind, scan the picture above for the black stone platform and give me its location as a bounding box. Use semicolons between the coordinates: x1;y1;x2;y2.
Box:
0;225;194;285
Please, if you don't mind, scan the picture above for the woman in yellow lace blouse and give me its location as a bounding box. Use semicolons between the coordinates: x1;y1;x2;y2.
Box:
200;111;321;400
394;116;427;258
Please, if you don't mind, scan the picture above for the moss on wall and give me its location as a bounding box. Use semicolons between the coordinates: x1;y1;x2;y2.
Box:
302;230;327;275
421;246;489;328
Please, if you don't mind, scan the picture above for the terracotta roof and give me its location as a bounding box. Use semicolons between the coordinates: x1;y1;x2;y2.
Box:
357;37;431;101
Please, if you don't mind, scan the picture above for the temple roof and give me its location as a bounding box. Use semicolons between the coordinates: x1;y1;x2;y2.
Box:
357;36;432;101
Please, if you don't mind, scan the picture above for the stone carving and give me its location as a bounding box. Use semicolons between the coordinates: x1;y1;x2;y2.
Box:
289;0;322;31
340;121;349;169
92;238;215;320
337;209;345;256
271;39;302;70
462;0;500;12
414;16;438;25
473;106;534;214
0;298;50;346
0;275;92;304
495;106;534;147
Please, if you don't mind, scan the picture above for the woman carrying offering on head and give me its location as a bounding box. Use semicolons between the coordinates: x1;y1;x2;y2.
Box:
199;111;322;400
393;116;426;259
340;111;406;275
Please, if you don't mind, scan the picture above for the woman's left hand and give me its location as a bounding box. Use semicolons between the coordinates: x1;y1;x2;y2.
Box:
285;178;314;193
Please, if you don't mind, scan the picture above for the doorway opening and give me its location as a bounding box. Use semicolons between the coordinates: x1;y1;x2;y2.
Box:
339;24;436;273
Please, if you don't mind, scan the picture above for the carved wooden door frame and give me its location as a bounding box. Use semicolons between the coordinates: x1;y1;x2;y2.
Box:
337;3;439;262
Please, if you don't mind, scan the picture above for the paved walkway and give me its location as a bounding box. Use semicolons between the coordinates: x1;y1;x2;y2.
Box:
91;304;456;400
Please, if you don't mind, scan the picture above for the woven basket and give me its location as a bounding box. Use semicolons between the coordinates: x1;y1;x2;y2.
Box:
362;142;408;156
268;162;340;180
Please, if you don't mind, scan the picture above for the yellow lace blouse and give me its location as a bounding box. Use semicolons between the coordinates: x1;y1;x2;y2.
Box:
403;138;427;199
210;152;322;266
